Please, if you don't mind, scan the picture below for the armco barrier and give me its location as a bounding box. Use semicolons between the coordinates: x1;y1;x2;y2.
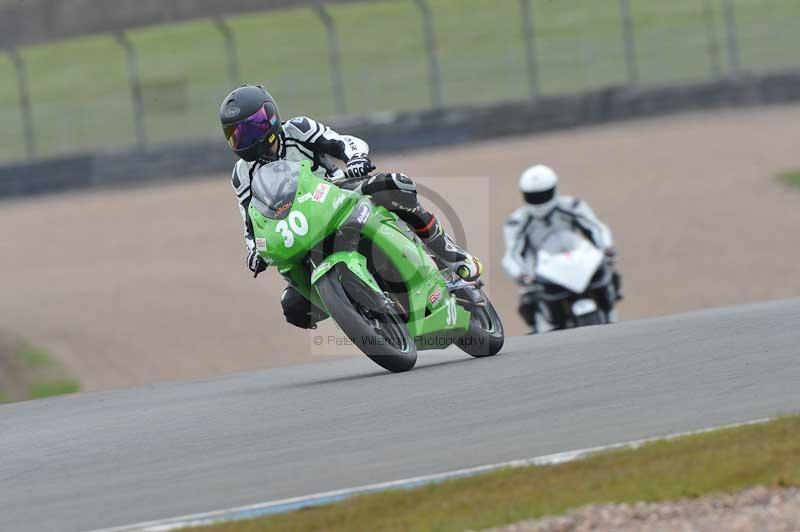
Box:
2;70;799;200
0;0;366;48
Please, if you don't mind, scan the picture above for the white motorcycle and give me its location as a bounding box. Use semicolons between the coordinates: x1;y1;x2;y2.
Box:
524;230;619;332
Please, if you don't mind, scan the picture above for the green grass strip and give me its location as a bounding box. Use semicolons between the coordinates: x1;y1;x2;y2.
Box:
191;415;800;532
777;171;800;189
7;343;81;401
29;379;80;399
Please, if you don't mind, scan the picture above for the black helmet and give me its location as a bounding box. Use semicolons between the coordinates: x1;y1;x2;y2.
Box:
219;85;282;162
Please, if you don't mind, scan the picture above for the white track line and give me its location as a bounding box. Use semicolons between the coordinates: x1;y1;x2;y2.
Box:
91;417;772;532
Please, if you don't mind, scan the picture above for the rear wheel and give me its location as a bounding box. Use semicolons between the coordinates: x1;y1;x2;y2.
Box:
574;310;605;327
316;266;417;373
456;290;504;358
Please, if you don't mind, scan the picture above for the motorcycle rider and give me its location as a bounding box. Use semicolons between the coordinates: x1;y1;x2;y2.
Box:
502;164;622;332
220;85;483;329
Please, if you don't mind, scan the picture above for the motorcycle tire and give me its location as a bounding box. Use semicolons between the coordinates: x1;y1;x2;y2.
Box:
456;290;505;358
574;310;606;327
316;265;417;372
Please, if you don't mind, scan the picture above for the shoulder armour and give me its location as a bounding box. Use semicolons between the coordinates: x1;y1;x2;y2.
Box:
554;195;579;209
283;116;323;142
505;207;528;226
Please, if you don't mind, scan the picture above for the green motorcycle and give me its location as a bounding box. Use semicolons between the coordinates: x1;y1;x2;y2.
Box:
249;160;504;372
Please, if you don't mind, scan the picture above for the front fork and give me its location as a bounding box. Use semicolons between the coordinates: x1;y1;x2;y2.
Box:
280;195;380;305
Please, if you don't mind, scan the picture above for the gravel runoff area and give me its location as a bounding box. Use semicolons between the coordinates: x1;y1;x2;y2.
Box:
1;104;800;390
482;487;800;532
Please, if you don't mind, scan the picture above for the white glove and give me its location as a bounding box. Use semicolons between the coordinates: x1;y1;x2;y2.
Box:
247;249;268;277
345;155;375;178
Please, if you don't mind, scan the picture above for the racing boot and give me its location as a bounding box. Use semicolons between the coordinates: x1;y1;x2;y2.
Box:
417;218;483;282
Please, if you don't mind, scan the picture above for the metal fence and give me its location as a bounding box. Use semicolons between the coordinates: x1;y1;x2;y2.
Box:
1;0;798;164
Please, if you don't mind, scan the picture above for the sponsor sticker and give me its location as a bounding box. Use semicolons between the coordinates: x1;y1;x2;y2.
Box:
224;106;240;118
429;289;442;306
297;192;312;204
312;183;330;203
255;238;267;252
332;194;346;210
356;203;371;224
275;202;292;215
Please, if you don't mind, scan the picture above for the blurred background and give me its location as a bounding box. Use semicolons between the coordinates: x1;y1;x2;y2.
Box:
1;0;798;162
1;0;799;400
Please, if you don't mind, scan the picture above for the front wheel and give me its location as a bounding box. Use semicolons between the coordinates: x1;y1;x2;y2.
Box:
316;266;417;373
456;290;504;358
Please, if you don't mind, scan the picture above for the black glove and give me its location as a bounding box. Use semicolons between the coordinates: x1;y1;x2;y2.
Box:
345;155;375;178
247;248;268;277
604;246;617;265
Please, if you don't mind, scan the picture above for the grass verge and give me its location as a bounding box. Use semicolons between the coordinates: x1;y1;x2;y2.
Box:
777;171;800;189
0;342;80;403
190;415;800;532
29;379;80;399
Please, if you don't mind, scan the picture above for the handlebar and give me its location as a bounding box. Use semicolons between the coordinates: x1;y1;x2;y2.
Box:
330;172;377;187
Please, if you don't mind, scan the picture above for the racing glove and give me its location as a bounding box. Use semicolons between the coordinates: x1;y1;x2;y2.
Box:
247;248;268;277
604;246;618;266
516;274;535;286
345;155;375;178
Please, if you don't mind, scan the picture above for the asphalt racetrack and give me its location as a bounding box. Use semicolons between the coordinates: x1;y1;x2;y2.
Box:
2;299;799;532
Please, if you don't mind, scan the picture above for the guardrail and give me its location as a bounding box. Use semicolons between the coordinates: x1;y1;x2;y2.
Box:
0;0;368;48
2;69;799;200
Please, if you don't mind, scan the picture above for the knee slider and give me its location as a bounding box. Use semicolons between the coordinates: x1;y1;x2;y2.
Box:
361;173;413;193
390;172;415;189
363;173;418;212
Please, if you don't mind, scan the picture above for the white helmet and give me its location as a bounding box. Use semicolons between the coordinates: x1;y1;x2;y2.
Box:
519;164;559;217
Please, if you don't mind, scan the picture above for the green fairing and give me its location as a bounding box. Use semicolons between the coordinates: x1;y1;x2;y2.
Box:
310;252;379;292
359;205;470;341
249;160;470;350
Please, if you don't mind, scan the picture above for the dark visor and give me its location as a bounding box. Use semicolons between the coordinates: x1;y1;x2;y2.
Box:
223;106;278;151
524;187;556;205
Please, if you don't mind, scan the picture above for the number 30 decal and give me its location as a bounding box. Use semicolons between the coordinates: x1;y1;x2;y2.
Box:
275;211;309;248
445;296;458;326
